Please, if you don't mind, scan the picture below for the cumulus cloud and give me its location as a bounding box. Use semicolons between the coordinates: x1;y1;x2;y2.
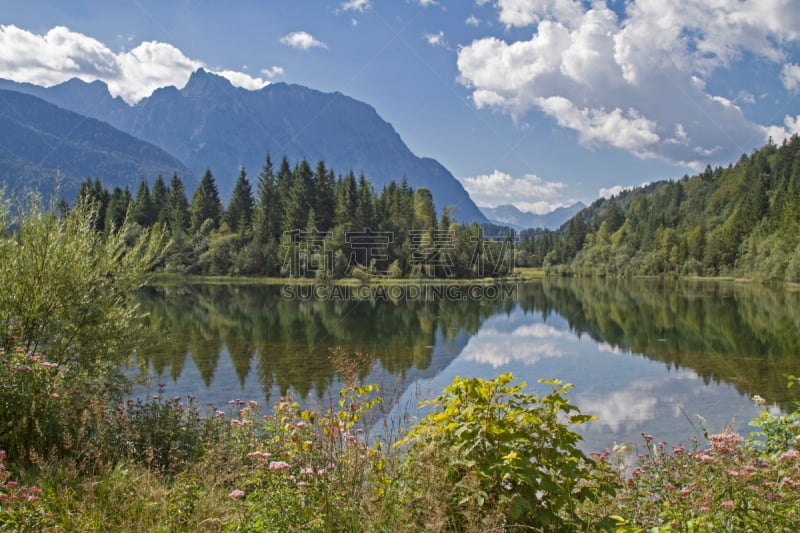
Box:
466;15;481;26
280;31;327;50
599;185;630;199
341;0;371;12
0;24;269;103
424;31;447;48
461;170;567;210
781;63;800;91
599;182;650;199
260;66;285;79
458;1;800;168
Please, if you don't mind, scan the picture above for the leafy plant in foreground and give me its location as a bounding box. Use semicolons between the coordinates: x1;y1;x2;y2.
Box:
395;373;617;531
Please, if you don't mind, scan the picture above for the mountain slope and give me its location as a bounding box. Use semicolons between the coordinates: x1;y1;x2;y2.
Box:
0;89;194;200
0;71;488;223
481;202;586;230
540;138;800;281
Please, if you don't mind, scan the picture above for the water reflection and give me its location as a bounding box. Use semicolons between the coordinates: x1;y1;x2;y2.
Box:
135;279;800;449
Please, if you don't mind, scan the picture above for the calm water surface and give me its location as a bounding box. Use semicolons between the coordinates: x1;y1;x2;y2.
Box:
133;279;800;452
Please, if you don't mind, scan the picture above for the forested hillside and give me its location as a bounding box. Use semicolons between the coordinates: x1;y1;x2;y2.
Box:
525;137;800;282
77;155;513;279
0;89;193;200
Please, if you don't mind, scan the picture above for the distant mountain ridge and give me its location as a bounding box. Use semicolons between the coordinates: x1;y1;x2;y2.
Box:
0;89;194;200
481;202;587;230
0;70;488;223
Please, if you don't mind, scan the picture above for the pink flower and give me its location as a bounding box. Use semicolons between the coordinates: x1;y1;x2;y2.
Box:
296;482;307;487
268;461;290;471
227;489;245;499
720;501;735;509
48;393;60;399
300;467;314;475
246;452;272;459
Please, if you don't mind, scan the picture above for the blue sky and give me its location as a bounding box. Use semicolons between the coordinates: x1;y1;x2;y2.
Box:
2;0;800;213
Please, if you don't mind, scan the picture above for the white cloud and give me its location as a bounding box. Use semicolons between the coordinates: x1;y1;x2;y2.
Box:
0;25;277;104
461;170;567;209
599;185;629;199
280;31;327;50
424;31;447;48
781;63;800;91
599;181;650;199
214;70;269;91
415;0;440;6
459;1;800;167
491;0;585;29
538;97;660;155
260;66;285;79
466;15;481;26
341;0;371;12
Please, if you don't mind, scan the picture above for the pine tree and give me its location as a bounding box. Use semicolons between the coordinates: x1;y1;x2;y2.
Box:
105;186;132;233
163;173;190;233
334;171;358;229
254;155;281;242
151;175;168;222
190;168;223;233
314;161;335;232
355;175;376;230
130;178;156;227
224;167;254;233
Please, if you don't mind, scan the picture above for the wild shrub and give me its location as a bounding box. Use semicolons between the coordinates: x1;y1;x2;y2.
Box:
394;373;617;532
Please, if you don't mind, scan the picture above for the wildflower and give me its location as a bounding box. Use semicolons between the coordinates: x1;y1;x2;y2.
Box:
752;394;766;406
246;452;272;459
300;467;314;475
12;365;32;373
695;453;714;463
296;482;307;487
49;393;60;398
268;461;290;470
227;489;245;499
778;449;799;463
720;501;735;509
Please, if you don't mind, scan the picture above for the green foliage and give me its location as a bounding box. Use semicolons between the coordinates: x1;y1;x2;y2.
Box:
592;385;800;532
0;195;162;377
396;373;615;531
540;137;800;280
0;450;56;531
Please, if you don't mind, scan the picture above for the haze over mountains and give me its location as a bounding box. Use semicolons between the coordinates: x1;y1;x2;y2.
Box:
0;70;488;223
480;202;587;230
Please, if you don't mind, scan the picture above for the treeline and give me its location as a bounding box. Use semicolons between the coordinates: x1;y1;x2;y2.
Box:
519;136;800;281
74;155;514;278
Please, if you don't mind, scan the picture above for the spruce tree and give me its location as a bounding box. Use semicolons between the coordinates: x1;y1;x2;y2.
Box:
225;167;254;233
163;173;190;233
130;179;156;227
190;168;223;233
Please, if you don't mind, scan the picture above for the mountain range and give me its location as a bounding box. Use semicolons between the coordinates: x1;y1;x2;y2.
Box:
0;89;193;200
480;202;587;230
0;70;488;223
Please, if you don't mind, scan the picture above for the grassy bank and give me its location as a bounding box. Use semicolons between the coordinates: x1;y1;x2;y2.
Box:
2;353;799;532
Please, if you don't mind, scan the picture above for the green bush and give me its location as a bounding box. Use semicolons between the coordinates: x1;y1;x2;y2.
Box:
395;373;617;531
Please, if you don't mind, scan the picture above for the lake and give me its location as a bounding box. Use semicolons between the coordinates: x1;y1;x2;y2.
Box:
133;278;800;453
